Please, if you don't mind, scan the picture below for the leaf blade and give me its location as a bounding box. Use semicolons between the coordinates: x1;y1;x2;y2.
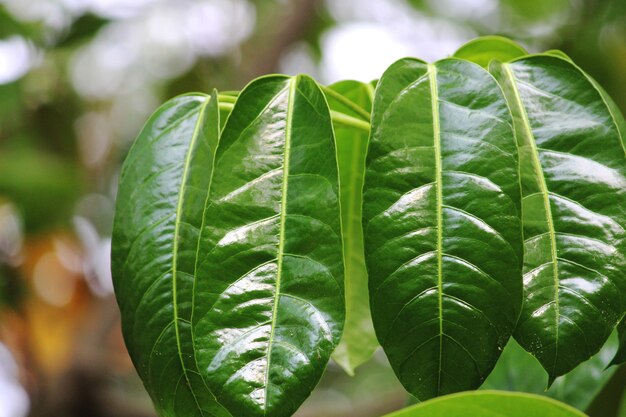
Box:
365;58;523;400
382;391;587;417
453;36;528;68
112;92;230;417
490;55;626;381
611;318;626;366
192;75;345;417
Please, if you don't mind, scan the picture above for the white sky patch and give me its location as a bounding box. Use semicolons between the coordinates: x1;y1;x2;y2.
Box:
83;0;160;19
321;0;474;83
0;36;39;84
320;23;410;83
279;41;320;79
0;344;29;417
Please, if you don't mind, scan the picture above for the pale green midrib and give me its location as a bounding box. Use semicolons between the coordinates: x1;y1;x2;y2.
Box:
428;64;444;394
264;79;296;413
171;98;210;416
502;64;560;376
321;85;371;121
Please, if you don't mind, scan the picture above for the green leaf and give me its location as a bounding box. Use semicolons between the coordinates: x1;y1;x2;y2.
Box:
619;389;626;417
575;65;626;370
324;80;379;375
611;318;626;366
544;50;573;61
381;390;587;417
453;36;527;68
483;331;619;410
111;91;231;417
581;73;626;149
489;55;626;383
364;58;523;400
192;74;345;417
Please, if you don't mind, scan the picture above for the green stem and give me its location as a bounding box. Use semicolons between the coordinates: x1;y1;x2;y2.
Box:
321;86;371;121
218;94;237;104
330;110;370;132
218;102;234;111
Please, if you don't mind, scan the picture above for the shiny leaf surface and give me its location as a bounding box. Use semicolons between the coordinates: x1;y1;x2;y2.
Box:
490;55;626;382
192;75;345;417
382;391;587;417
112;92;231;417
324;80;379;375
483;331;619;410
364;58;523;400
453;36;527;68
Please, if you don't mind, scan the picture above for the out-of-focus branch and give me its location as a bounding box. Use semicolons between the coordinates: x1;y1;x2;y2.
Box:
241;0;321;82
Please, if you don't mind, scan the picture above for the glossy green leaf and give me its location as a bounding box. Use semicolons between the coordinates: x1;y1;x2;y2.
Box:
490;55;626;382
382;391;587;417
111;91;231;417
544;49;572;61
611;318;626;366
580;68;626;370
453;36;527;68
324;80;378;375
557;57;626;371
483;331;619;410
581;72;626;148
192;74;344;417
364;58;523;400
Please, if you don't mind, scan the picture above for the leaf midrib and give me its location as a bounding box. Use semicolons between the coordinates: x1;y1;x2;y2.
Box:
428;63;444;395
502;63;561;377
322;84;371;121
264;77;297;413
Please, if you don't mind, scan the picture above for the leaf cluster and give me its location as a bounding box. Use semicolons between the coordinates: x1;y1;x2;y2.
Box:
111;36;626;417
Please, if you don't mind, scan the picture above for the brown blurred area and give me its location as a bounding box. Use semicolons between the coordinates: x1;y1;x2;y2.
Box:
0;0;625;416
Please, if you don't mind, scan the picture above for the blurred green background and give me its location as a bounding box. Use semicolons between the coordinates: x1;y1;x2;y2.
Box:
0;0;625;416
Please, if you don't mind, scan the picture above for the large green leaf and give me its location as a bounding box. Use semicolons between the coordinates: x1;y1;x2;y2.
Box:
612;318;626;366
111;91;231;417
192;75;344;417
483;331;619;410
578;68;626;370
324;80;379;375
620;389;626;417
453;36;527;68
382;391;587;417
364;58;523;400
490;55;626;382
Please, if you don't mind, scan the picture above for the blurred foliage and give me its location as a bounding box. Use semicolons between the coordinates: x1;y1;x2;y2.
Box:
0;149;81;232
0;6;42;40
0;0;624;416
